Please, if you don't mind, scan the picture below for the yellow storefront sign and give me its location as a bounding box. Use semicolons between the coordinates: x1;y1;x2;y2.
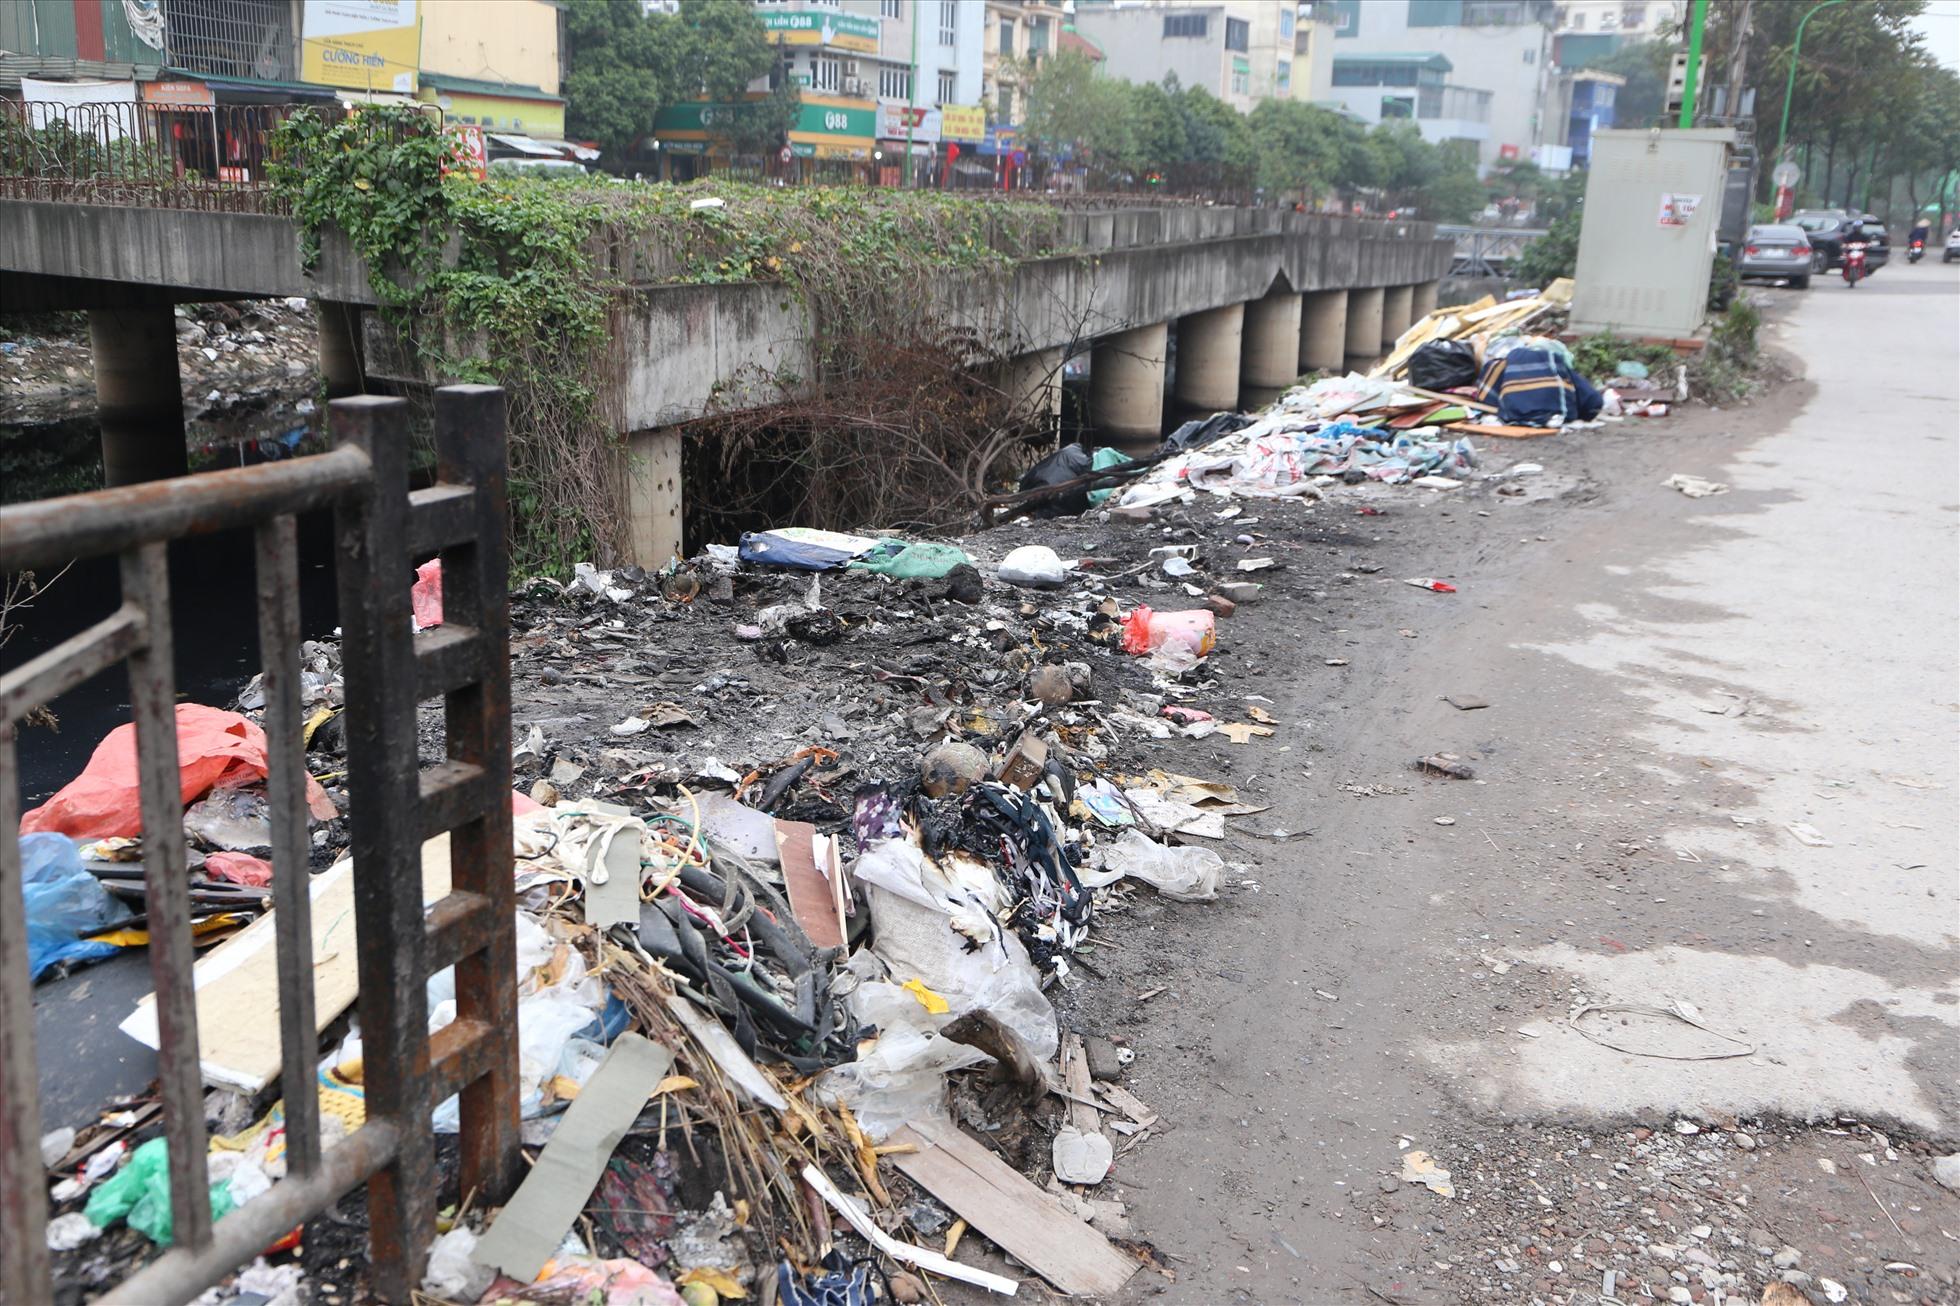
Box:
940;104;985;143
302;0;421;94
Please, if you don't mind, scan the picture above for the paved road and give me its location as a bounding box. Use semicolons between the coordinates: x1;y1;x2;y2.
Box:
1093;261;1959;1302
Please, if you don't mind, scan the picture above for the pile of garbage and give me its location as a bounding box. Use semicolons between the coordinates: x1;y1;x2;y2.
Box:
31;501;1307;1301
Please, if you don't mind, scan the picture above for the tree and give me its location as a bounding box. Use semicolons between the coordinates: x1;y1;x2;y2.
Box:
1248;98;1344;202
563;0;681;159
675;0;795;157
561;0;791;162
1589;38;1672;128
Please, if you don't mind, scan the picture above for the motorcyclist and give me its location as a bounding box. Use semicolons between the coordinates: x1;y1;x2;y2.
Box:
1909;215;1931;249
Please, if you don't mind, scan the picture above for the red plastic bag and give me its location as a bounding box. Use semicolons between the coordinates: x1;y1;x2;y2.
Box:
1120;605;1217;658
412;559;443;628
20;704;336;840
203;852;273;887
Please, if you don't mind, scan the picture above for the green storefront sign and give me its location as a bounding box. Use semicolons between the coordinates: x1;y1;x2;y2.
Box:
655;100;876;141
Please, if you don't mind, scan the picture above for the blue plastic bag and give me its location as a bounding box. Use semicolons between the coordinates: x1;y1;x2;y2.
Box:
21;832;130;981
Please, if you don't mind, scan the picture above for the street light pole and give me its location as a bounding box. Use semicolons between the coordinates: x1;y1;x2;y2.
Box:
1775;0;1847;164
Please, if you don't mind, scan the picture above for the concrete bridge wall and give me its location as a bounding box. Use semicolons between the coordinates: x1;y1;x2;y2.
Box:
0;198;1452;563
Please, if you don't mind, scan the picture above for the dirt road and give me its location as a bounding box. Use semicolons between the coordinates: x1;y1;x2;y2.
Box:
1084;268;1960;1303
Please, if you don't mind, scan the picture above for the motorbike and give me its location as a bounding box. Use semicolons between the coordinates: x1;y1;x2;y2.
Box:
1907;234;1926;263
1842;239;1868;287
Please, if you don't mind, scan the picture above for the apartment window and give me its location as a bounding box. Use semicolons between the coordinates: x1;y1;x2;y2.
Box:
812;56;841;92
1029;17;1049;53
1224;17;1250;51
997;84;1014;121
879;65;912;100
881;0;902;16
1279;8;1295;38
1522;47;1535;63
999;20;1014;54
1163;13;1208;38
1230;57;1250;94
939;0;956;45
1569;9;1585;28
1622;3;1647;26
1382;94;1415;118
938;70;956;103
808;0;839;7
1277;58;1291;92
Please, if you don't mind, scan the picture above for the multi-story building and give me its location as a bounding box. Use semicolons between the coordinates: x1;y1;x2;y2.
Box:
417;0;566;142
654;1;984;181
1326;52;1491;159
1071;1;1303;111
984;0;1068;131
1552;0;1685;73
1316;0;1558;171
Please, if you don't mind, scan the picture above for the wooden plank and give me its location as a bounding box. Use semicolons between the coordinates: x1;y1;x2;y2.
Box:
1093;1083;1159;1131
777;819;843;948
1444;421;1560;439
1406;386;1497;414
890;1120;1138;1298
1061;1034;1101;1137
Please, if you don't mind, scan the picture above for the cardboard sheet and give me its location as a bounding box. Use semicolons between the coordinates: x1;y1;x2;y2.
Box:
120;835;454;1093
471;1032;675;1282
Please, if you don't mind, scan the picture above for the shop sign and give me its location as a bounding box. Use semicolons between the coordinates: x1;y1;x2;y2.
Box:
793;99;876;139
758;10;879;53
876;103;941;143
445;123;487;180
301;0;419;94
140;79;214;108
940;104;984;142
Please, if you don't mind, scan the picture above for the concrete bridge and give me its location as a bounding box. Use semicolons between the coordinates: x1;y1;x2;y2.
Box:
0;198;1451;565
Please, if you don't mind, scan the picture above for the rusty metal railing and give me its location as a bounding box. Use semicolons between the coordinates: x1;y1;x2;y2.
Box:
0;99;303;212
0;388;520;1305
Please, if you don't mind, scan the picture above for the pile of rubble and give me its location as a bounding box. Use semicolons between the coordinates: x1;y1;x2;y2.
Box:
1;299;322;435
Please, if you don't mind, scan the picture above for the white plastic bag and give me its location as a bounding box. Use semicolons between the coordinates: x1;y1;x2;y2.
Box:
1082;830;1224;902
815;974;991;1140
425;1226;496;1301
997;544;1067;589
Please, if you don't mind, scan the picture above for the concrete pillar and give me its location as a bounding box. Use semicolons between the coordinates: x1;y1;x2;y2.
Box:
317;300;366;399
1089;322;1167;452
624;428;683;570
1298;289;1349;374
1381;284;1415;352
1411;280;1440;320
999;346;1064;435
89;303;188;486
1344;286;1386;373
1173;302;1243;413
1239;287;1302;410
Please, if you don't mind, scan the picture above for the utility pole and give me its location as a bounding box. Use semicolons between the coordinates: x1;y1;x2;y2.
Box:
1723;0;1753;121
1678;0;1709;129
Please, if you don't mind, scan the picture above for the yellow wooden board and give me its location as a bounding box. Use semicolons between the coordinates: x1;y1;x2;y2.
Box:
120;836;454;1092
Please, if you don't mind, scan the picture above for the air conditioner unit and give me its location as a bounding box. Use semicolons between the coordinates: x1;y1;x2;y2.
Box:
843;76;869;96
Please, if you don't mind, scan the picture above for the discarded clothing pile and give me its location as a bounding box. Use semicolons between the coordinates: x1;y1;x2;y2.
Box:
1475;336;1605;426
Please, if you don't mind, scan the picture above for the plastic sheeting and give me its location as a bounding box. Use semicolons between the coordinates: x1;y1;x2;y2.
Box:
19;704;336;840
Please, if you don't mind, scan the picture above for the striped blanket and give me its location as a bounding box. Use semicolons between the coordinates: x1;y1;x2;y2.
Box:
1474;345;1604;426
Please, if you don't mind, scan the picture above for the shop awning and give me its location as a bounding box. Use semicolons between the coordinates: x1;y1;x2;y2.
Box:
488;133;564;157
530;137;600;161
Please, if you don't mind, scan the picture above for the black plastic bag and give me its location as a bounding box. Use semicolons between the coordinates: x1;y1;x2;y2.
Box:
1406;339;1479;391
1018;442;1095;517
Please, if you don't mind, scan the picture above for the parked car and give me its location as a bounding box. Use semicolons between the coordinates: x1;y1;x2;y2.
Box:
488;156;588;177
1790;209;1862;270
1946;227;1960;263
1737;223;1814;288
